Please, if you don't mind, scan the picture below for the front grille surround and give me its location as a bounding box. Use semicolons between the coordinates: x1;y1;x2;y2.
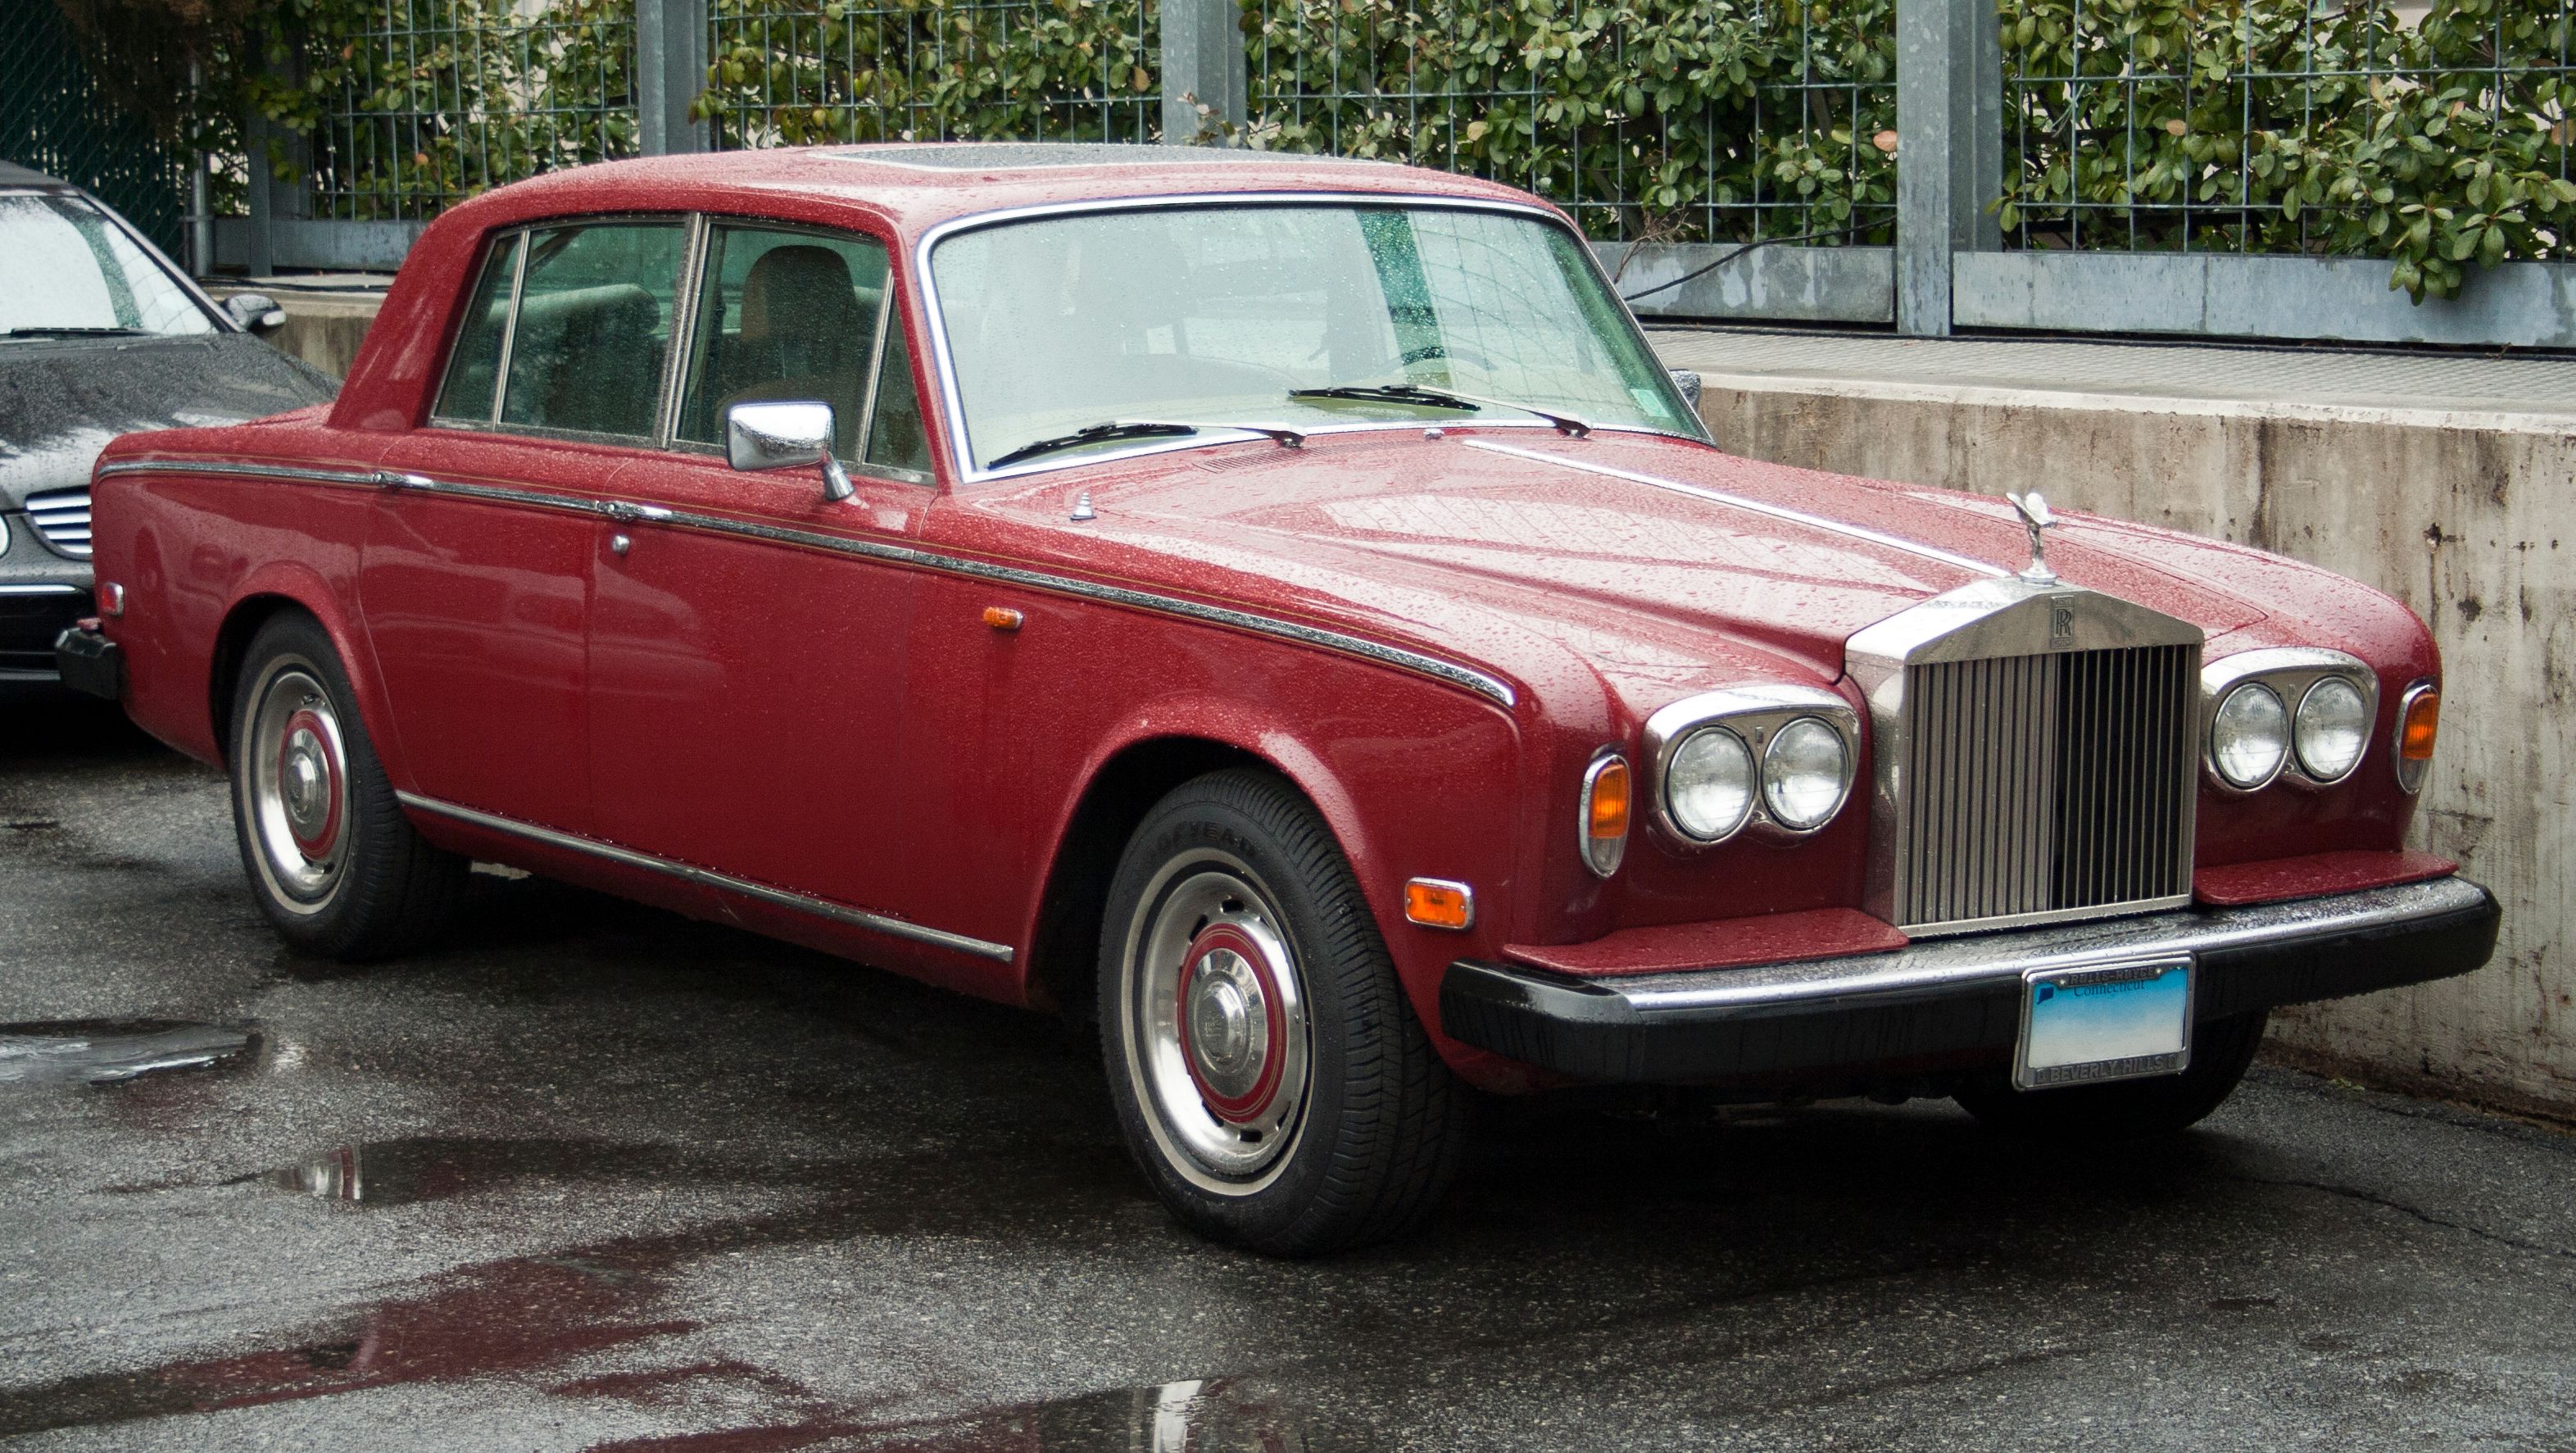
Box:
24;488;92;559
1849;579;2204;937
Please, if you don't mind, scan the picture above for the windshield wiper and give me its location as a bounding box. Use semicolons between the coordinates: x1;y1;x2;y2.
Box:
1288;383;1589;437
5;326;146;338
989;421;1201;470
987;420;1307;470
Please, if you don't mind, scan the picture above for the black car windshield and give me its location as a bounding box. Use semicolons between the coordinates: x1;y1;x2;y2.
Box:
928;202;1704;474
0;193;216;338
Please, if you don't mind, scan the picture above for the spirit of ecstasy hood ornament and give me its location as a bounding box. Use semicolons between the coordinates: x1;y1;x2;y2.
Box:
2007;491;2057;584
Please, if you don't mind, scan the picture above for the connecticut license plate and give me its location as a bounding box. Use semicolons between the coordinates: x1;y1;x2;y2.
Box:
2014;955;2194;1091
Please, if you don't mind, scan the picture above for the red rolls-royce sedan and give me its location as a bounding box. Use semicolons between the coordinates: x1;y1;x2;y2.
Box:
59;143;2497;1254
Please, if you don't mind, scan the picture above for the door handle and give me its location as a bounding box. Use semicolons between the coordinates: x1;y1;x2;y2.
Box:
601;500;673;524
371;470;430;490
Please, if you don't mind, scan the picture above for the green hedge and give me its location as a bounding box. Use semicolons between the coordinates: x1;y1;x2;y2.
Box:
169;0;2574;298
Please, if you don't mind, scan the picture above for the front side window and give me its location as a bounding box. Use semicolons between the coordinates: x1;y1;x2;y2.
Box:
929;203;1703;474
676;225;887;461
0;193;215;338
438;220;685;438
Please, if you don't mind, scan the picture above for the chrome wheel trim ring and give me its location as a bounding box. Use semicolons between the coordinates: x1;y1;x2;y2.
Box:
1119;851;1312;1195
244;658;351;914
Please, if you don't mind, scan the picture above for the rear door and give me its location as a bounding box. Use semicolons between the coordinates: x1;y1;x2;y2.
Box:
363;218;688;833
584;220;946;937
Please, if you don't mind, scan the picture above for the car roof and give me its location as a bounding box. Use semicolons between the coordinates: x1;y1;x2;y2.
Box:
0;160;73;190
443;141;1552;241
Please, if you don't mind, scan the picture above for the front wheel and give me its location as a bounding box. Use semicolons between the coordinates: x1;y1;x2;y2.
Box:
1952;1008;2270;1139
229;611;466;960
1099;769;1467;1255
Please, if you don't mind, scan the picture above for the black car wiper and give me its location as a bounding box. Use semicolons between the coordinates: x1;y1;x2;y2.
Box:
1288;383;1589;437
988;420;1201;470
987;420;1308;470
4;326;146;338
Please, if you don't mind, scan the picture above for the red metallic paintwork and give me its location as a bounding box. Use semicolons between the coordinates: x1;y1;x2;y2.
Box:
1503;908;1908;977
87;148;2445;1093
2193;851;2456;907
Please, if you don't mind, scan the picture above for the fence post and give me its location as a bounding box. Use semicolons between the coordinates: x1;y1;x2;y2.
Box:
241;43;310;276
1160;0;1247;144
1894;0;2002;336
638;0;710;155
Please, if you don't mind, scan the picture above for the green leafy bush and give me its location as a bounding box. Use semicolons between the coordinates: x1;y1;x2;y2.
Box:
694;0;1158;148
2001;0;2576;298
1231;0;1897;244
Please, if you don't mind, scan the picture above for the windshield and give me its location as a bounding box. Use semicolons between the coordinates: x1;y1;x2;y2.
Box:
929;203;1703;474
0;193;215;338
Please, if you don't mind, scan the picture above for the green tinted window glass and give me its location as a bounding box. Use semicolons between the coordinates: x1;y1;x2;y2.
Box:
498;221;685;438
676;225;888;461
433;233;519;424
864;315;930;475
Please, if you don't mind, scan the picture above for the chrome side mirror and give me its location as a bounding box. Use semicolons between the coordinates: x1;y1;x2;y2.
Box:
222;292;287;334
724;399;854;502
1667;369;1703;411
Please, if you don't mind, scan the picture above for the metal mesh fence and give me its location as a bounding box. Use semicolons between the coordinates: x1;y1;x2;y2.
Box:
0;0;195;253
1240;0;1898;244
2000;0;2576;254
702;0;1161;149
309;0;639;222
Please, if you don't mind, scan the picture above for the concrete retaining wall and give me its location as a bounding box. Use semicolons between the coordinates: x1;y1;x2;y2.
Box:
1687;370;2574;1117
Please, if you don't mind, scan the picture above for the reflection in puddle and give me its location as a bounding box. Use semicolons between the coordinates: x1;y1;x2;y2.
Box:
261;1138;651;1207
587;1375;1313;1452
0;1020;256;1087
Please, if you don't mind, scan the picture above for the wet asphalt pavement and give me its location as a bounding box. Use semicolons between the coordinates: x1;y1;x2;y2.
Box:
3;713;2573;1452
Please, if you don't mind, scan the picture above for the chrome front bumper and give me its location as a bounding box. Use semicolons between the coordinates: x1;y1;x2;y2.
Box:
1440;876;2500;1085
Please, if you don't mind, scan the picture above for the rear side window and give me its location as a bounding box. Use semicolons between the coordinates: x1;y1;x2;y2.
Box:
433;234;519;424
501;222;687;437
432;219;686;438
675;225;887;462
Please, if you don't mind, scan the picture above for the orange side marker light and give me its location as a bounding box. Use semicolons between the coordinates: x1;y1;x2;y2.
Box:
2400;687;2440;761
982;606;1024;632
1404;878;1476;931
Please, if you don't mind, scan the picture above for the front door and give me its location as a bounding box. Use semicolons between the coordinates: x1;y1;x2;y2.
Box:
586;221;941;930
361;217;688;833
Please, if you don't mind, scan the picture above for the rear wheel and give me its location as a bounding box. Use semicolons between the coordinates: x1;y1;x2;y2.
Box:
1952;1008;2270;1139
229;612;465;960
1099;769;1467;1255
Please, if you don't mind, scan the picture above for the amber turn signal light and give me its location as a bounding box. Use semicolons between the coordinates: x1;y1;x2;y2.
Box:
2400;688;2439;760
1580;755;1631;878
982;606;1024;632
1404;878;1475;931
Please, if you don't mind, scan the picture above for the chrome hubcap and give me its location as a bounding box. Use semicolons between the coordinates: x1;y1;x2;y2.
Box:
245;661;349;911
1122;855;1310;1192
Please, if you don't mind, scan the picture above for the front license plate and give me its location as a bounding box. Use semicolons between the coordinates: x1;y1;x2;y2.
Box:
2014;955;2194;1091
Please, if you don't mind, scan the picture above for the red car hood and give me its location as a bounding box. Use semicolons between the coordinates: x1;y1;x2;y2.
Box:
952;428;2273;713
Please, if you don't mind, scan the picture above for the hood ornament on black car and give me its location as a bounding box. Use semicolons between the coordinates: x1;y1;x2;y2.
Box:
2008;490;2058;583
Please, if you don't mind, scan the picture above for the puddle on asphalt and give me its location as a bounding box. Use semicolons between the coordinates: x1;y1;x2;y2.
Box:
0;1021;256;1087
855;1377;1312;1452
261;1137;654;1206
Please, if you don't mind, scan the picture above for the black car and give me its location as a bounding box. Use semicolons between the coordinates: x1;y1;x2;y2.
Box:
2;161;335;697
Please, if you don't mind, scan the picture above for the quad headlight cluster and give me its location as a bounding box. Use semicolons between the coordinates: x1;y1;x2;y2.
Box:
2202;648;2398;792
1596;687;1860;872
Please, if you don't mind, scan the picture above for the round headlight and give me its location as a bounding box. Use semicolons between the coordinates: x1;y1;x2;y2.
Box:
2294;676;2370;783
1666;726;1755;841
2210;682;2289;789
1762;716;1851;831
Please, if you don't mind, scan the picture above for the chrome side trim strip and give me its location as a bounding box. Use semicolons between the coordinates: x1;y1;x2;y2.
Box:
1603;874;2489;1012
93;458;1517;708
395;792;1017;963
0;583;84;596
1463;438;2007;579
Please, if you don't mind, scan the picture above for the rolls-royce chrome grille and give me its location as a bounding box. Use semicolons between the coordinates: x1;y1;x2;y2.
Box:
1898;644;2197;931
1848;578;2205;938
24;488;92;559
